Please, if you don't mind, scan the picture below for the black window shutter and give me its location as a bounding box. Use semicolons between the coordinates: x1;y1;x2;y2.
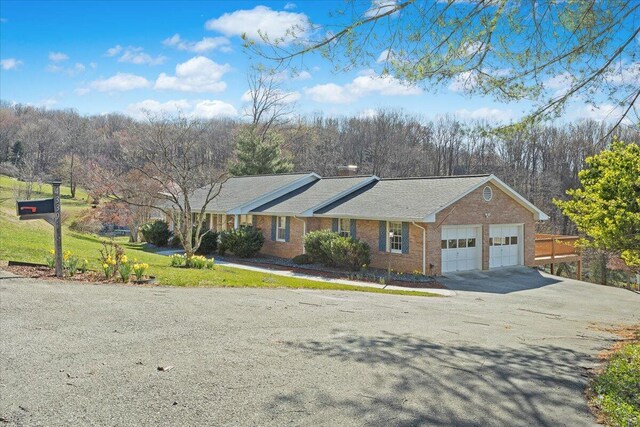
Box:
379;221;386;252
332;218;338;233
285;217;291;242
402;222;409;254
271;216;277;241
350;219;357;238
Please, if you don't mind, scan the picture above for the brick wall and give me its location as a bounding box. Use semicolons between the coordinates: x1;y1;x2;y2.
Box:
252;182;537;275
425;182;536;275
255;215;305;258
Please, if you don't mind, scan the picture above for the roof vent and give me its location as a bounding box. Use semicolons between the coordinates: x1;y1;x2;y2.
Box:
483;186;493;202
336;165;358;176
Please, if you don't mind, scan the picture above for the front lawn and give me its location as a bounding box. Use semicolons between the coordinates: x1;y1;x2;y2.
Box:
0;175;437;297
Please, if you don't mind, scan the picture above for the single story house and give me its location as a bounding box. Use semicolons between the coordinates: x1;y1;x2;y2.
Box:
185;172;548;276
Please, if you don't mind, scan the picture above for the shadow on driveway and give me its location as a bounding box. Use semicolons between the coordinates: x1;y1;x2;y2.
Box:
271;330;601;427
439;267;561;294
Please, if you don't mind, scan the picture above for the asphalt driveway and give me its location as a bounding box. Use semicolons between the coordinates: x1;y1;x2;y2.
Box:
1;268;638;426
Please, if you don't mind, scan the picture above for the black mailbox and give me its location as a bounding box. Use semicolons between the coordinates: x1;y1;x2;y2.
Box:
16;198;55;216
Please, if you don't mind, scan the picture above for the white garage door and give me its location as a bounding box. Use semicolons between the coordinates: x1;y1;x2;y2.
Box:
441;226;481;273
489;224;523;268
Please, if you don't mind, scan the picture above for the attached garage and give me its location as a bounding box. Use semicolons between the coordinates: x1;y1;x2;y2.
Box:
489;224;523;268
441;226;482;273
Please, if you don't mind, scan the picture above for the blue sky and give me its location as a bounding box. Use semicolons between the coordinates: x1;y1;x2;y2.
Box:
0;1;631;123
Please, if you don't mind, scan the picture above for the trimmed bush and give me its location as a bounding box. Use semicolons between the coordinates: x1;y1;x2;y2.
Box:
140;220;171;247
304;230;340;265
197;229;218;254
321;236;371;271
219;226;264;258
292;253;313;265
304;230;370;271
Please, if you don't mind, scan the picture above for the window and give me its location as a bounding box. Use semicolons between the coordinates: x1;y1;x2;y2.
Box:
448;239;458;249
510;236;518;245
441;240;447;249
240;214;253;227
215;214;226;231
483;186;493;201
467;238;476;248
276;216;287;242
338;218;351;237
458;238;467;248
388;221;403;253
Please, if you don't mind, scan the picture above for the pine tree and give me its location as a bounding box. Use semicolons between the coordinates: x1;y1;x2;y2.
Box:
230;126;293;176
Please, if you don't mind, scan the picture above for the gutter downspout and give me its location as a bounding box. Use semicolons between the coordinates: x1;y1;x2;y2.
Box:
412;222;427;275
293;216;306;254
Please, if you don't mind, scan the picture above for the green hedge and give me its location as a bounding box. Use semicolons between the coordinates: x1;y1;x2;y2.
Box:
304;230;370;271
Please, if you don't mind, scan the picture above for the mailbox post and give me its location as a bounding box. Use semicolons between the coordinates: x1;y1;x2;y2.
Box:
52;181;63;278
16;181;63;278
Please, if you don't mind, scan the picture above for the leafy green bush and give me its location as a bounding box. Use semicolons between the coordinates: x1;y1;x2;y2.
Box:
304;230;340;265
197;229;218;254
219;226;264;258
292;253;314;265
140;220;172;247
304;230;370;270
321;236;371;271
592;342;640;426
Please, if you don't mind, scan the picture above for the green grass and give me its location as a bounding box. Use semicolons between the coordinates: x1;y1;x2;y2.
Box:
0;175;437;297
591;338;640;426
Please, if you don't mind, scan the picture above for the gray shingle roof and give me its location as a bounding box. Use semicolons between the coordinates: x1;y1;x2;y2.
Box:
190;173;313;212
250;176;374;215
315;175;491;220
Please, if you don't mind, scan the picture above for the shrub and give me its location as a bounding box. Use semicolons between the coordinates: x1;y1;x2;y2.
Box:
140;220;172;247
292;253;314;265
304;230;340;265
321;236;371;271
218;226;264;258
592;342;640;426
196;229;218;254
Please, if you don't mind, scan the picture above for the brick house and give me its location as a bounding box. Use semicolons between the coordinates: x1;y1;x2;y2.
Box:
188;172;548;276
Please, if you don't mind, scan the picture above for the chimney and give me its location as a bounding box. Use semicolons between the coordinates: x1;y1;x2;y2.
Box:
336;165;358;176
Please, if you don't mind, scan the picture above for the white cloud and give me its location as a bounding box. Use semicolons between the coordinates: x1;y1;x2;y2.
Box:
376;49;392;63
603;61;640;85
292;70;312;81
118;46;166;65
74;87;91;96
162;33;231;53
579;103;631;124
305;83;353;104
240;88;300;103
47;62;86;76
89;62;97;69
192;100;238;118
305;70;421;104
358;108;378;118
205;6;311;44
448;70;478;92
126;99;237;120
454;107;514;122
90;73;151;92
365;0;398;18
155;56;230;93
544;72;575;97
284;2;296;10
105;45;123;57
48;52;69;62
1;58;23;70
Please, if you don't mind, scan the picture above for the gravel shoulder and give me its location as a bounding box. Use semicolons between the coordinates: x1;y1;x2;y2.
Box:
1;269;638;426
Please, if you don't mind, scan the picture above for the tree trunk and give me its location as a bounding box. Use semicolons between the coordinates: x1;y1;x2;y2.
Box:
69;153;76;199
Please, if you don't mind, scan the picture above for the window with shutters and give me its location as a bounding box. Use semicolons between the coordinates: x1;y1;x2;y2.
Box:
338;218;351;237
276;216;287;242
388;221;403;253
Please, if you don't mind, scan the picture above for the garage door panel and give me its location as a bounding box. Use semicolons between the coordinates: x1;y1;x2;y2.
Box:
441;226;481;273
489;225;522;268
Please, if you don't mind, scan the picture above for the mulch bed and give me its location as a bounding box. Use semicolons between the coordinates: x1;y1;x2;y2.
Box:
221;258;448;289
3;265;154;286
